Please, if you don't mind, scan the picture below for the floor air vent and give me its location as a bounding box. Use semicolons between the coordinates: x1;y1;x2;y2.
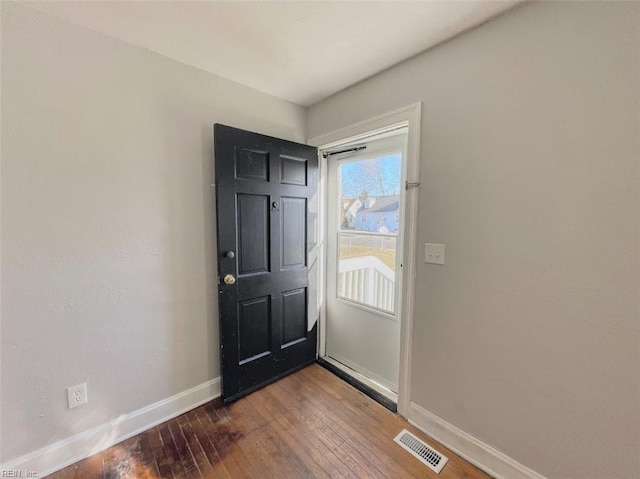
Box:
394;429;448;474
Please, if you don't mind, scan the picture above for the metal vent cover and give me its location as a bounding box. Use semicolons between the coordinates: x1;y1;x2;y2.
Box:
394;429;449;474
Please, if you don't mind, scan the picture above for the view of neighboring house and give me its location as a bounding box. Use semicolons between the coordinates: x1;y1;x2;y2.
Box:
353;195;400;233
340;197;362;229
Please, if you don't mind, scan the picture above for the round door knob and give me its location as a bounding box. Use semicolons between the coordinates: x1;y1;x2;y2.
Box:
225;251;235;259
223;274;236;285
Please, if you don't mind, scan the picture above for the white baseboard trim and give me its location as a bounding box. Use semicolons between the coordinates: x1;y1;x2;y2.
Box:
408;402;546;479
1;377;221;478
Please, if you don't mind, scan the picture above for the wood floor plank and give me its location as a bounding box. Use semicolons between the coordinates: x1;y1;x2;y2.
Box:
292;372;426;479
192;407;246;479
283;369;427;478
205;403;273;478
53;446;103;479
301;365;493;479
277;366;471;479
233;414;304;479
194;404;248;478
173;414;206;479
45;364;492;479
137;429;162;476
261;379;387;479
159;422;187;478
247;385;351;479
199;402;260;478
181;411;224;479
148;426;175;479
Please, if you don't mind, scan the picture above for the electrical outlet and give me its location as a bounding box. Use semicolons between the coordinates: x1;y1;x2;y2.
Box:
67;383;88;409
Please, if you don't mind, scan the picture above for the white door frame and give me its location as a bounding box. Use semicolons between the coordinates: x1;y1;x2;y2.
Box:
308;103;422;417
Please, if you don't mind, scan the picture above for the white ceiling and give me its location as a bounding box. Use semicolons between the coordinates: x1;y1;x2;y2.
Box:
26;1;524;106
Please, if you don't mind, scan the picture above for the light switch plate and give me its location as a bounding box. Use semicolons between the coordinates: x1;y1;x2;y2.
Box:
425;243;445;265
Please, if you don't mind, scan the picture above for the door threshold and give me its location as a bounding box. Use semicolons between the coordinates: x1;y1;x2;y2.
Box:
317;357;397;413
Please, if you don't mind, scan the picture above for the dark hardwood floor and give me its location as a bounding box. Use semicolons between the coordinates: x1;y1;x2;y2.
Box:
47;364;491;478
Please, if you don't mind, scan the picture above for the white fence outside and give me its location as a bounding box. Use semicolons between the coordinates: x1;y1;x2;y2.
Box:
339;232;397;253
338;256;396;313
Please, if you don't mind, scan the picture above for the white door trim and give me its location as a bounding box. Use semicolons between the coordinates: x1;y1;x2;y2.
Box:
308;102;422;418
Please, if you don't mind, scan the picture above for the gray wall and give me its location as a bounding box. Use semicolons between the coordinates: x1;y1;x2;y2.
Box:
1;2;305;462
308;2;640;478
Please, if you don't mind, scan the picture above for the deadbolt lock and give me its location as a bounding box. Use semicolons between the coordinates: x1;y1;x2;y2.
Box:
223;274;236;285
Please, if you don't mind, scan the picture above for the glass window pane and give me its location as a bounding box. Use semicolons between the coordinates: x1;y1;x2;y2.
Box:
337;233;397;313
336;153;401;314
338;153;402;234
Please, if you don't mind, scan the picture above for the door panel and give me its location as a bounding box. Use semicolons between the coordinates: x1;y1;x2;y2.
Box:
237;194;270;275
281;197;307;269
325;131;407;393
215;124;318;403
238;296;271;364
280;156;308;185
235;148;270;181
282;288;307;346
